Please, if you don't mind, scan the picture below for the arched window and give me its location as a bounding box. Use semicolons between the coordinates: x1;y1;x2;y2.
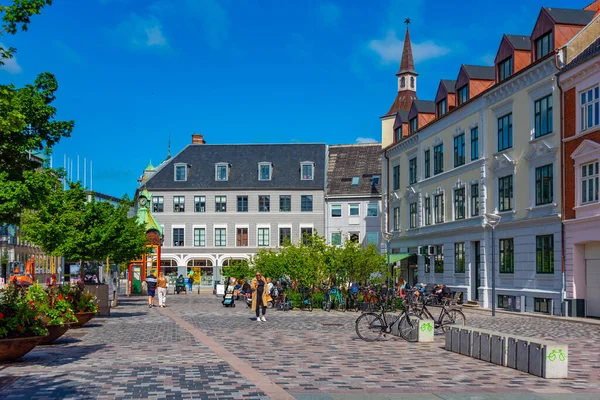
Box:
401;76;405;88
410;76;415;88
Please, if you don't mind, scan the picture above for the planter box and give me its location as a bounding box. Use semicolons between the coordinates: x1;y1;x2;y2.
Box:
39;324;70;345
84;284;109;316
71;312;97;328
0;336;45;362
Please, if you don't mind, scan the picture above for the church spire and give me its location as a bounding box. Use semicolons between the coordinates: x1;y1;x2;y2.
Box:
165;133;171;162
397;20;416;76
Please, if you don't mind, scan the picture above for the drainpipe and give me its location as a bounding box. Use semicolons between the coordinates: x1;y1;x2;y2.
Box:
555;51;566;317
384;148;390;236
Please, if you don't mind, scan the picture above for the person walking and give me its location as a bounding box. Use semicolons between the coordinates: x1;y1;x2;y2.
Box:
157;272;168;307
251;271;268;322
146;271;157;308
187;271;194;293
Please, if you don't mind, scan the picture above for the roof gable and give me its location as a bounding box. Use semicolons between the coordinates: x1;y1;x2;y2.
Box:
408;100;435;120
544;7;596;25
393;110;409;130
435;80;456;103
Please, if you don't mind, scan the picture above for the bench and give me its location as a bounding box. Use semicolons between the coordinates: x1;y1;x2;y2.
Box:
445;326;568;379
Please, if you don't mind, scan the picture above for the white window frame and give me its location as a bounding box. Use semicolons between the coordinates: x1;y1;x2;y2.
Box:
331;204;342;218
528;83;554;141
278;224;292;247
393;206;401;231
331;231;343;246
194;195;206;212
580;84;600;133
193;225;206;247
235;224;249;247
299;224;314;244
215;163;229;181
172;224;185;247
214;225;227;247
366;203;378;217
174;163;187;182
492;100;513;154
572;140;600;211
257;225;270;247
349;203;360;217
258;162;272;181
300;161;315;181
453;183;466;221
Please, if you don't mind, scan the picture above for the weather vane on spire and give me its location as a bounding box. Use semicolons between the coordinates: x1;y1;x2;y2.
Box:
405;18;411;26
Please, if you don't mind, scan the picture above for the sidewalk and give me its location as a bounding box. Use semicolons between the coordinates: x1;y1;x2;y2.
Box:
463;304;600;326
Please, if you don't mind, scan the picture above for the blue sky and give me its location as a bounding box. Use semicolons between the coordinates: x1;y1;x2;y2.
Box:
1;0;583;197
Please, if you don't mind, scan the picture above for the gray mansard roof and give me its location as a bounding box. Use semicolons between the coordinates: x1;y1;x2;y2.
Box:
145;143;326;190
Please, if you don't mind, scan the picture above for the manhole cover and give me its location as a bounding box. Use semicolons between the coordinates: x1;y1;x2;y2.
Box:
321;323;343;326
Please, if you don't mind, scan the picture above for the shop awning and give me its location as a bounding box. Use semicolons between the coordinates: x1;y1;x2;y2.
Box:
387;253;414;264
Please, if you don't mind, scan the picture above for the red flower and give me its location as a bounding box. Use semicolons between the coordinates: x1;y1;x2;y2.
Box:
0;312;4;319
29;300;34;305
17;326;23;331
58;294;65;301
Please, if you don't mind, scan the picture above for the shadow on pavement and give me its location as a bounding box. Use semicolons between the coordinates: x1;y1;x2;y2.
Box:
1;373;92;399
107;312;146;318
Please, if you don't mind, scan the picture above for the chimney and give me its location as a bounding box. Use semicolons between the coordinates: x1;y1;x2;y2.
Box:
192;133;206;144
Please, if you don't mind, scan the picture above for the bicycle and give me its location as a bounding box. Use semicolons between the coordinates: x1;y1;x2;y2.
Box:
547;349;566;361
299;287;313;312
347;290;361;312
330;286;346;312
322;285;331;312
361;285;378;312
415;295;466;333
355;289;421;342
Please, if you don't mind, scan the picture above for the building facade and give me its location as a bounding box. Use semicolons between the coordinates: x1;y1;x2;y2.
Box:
382;5;598;315
325;144;382;250
558;15;600;317
142;135;326;288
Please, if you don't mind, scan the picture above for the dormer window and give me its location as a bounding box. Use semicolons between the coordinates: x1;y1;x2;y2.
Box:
258;162;272;181
351;176;360;186
301;162;314;180
371;175;380;185
437;98;447;117
498;57;513;81
457;85;469;106
215;163;229;181
395;126;402;141
535;31;552;59
174;163;187;182
409;117;418;134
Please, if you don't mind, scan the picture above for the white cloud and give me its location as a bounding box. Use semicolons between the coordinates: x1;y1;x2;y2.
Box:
368;30;451;65
0;44;21;74
356;137;378;144
316;2;341;27
116;14;169;50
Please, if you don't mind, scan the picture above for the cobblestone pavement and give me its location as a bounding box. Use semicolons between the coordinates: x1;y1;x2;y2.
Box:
1;293;600;399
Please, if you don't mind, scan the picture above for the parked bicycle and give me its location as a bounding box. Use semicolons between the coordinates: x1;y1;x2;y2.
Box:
415;295;466;333
355;289;421;342
330;286;346;312
299;286;313;312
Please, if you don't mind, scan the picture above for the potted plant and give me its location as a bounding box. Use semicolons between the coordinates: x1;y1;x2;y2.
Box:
63;282;99;328
25;284;77;345
0;283;48;362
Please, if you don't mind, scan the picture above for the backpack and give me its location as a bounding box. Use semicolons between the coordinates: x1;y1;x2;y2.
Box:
349;282;359;294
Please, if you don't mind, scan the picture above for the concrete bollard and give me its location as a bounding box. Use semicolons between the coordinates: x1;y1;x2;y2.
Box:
451;327;461;353
459;328;472;356
444;326;452;350
542;343;569;379
418;319;434;342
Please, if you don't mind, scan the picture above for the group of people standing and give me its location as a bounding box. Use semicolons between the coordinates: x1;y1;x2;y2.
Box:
228;272;274;322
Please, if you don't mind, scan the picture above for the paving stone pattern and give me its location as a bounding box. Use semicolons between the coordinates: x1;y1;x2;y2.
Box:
1;294;600;399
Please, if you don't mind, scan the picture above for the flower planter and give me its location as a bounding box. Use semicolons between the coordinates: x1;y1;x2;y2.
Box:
71;312;96;328
39;324;70;345
0;336;45;362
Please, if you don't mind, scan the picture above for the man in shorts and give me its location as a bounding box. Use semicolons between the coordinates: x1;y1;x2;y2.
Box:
146;272;158;308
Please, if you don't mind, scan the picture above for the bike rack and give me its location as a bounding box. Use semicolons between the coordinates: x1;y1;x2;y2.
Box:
445;326;568;379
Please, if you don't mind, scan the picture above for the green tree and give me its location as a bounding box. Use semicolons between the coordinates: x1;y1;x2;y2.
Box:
0;1;74;225
221;259;252;283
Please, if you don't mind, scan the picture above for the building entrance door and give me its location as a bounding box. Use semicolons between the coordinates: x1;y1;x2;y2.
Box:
473;241;480;301
132;266;141;295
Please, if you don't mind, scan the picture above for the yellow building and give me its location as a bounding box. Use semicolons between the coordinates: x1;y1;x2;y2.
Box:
381;6;597;315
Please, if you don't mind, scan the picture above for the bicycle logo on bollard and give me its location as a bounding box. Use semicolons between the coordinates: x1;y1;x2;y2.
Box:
546;349;567;362
420;322;433;332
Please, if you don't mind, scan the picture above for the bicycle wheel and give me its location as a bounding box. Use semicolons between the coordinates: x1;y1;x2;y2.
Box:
337;296;346;312
440;309;466;332
355;313;385;342
308;300;313;312
398;314;421;342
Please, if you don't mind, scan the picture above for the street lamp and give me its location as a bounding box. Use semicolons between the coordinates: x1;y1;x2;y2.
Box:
383;232;393;284
484;213;502;317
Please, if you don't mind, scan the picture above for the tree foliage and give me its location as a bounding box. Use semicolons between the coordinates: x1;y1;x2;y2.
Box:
251;233;388;287
0;1;73;225
20;183;148;265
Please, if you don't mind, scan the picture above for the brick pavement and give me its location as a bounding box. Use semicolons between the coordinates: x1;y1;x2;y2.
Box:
0;293;599;399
